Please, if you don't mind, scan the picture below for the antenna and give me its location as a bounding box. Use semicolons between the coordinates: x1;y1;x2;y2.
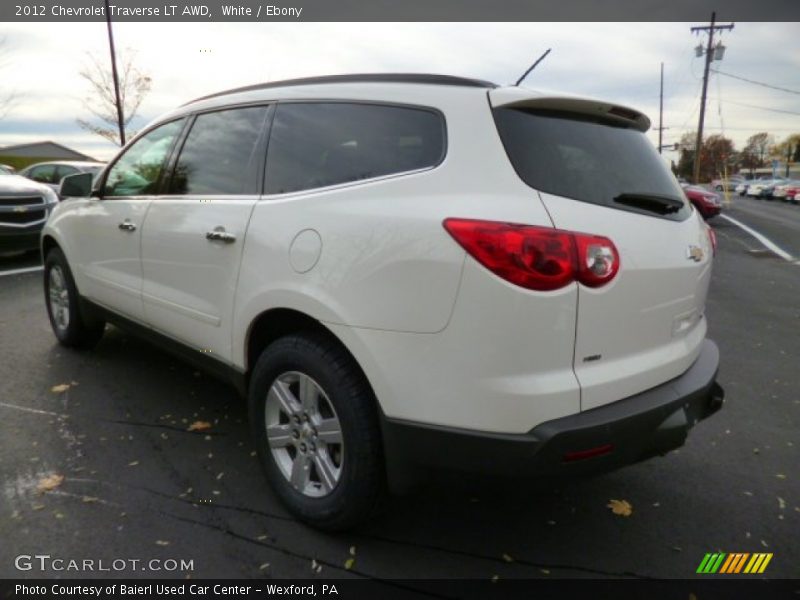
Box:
515;49;552;86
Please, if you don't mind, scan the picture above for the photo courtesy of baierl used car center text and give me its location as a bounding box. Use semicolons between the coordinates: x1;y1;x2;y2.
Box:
0;0;798;598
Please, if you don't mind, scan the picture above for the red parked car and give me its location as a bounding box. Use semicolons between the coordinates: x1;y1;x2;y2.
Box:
684;185;722;219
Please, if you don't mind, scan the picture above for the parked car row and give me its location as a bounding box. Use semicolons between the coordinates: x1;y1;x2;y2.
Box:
710;176;748;192
736;177;798;202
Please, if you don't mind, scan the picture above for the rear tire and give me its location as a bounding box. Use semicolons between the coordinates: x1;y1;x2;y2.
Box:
44;248;105;349
249;332;385;531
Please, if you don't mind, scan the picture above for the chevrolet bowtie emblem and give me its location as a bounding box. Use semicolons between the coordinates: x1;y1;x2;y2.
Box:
687;245;704;262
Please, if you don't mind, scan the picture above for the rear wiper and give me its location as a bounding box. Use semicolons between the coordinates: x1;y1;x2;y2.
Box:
613;193;684;215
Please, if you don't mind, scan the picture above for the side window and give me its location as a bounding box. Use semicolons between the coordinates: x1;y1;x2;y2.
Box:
29;164;58;184
265;102;445;194
169;106;268;195
54;165;78;182
103;119;184;198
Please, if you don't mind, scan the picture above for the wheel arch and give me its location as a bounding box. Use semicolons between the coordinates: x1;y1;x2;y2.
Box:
245;308;376;401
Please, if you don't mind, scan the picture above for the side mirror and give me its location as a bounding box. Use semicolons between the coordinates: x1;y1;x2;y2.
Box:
59;172;94;199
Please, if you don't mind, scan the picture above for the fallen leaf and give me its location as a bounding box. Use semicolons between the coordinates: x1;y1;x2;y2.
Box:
257;535;268;541
259;563;270;571
349;546;356;556
540;569;550;575
156;540;170;546
652;502;661;508
743;491;753;496
607;499;633;517
188;421;212;432
761;540;769;548
32;504;46;511
128;461;139;467
775;473;786;480
315;565;322;573
204;435;212;441
216;472;224;480
344;558;355;570
54;512;64;519
502;553;514;563
311;560;318;571
778;497;786;510
160;433;169;440
82;496;99;504
37;473;65;493
51;384;70;393
671;546;683;552
753;448;760;454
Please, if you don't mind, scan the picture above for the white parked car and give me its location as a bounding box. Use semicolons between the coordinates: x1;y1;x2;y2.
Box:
42;74;723;530
0;171;60;252
20;160;105;194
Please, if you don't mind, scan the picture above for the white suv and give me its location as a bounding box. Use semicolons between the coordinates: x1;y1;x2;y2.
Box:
43;74;723;530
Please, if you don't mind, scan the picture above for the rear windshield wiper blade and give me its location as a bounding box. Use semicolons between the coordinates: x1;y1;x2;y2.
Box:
613;193;684;215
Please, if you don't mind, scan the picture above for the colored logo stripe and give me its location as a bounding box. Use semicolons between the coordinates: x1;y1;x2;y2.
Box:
697;553;726;573
744;553;773;574
698;553;773;574
720;553;750;573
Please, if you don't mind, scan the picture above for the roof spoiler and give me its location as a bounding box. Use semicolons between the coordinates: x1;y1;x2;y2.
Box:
489;87;650;132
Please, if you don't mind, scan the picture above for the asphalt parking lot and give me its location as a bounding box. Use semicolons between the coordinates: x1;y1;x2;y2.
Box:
0;196;798;583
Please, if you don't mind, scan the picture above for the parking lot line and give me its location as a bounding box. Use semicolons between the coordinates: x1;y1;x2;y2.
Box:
719;214;795;262
0;265;44;277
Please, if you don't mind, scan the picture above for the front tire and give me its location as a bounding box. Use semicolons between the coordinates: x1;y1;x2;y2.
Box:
249;332;385;530
44;248;105;349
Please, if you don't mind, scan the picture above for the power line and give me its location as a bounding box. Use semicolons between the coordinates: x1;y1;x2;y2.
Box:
711;69;800;96
707;97;800;117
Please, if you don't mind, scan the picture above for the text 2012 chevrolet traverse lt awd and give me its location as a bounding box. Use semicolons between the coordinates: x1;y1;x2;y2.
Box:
42;74;723;530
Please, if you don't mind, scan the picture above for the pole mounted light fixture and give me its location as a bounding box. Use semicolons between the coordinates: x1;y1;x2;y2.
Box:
689;13;734;184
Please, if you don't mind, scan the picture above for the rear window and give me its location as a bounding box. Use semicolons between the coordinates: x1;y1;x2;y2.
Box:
265;102;445;194
493;108;691;221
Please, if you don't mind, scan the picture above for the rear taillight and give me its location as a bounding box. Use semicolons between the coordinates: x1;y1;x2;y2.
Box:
442;218;619;291
707;226;717;256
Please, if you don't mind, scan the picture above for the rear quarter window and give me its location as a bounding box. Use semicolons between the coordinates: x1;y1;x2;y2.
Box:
265;102;445;194
493;108;691;221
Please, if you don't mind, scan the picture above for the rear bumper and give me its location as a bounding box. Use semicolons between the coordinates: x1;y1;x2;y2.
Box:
382;339;722;480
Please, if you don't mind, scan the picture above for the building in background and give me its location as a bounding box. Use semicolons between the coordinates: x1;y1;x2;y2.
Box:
0;141;97;171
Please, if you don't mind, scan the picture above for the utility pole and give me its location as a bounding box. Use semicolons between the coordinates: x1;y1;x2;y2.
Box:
691;12;734;183
658;63;664;154
104;0;126;146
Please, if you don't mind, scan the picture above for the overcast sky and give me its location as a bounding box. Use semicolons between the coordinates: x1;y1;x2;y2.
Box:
1;22;798;162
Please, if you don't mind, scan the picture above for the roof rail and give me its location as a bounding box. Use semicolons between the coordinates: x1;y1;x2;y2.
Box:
185;73;497;105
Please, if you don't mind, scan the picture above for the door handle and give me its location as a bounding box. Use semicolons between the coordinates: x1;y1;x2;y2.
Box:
118;221;136;232
205;227;236;243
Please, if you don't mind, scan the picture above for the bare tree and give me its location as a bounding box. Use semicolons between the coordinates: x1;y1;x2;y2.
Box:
76;49;152;146
0;37;18;119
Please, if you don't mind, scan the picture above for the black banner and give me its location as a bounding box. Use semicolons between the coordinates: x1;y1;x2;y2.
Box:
2;0;800;22
2;579;799;600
